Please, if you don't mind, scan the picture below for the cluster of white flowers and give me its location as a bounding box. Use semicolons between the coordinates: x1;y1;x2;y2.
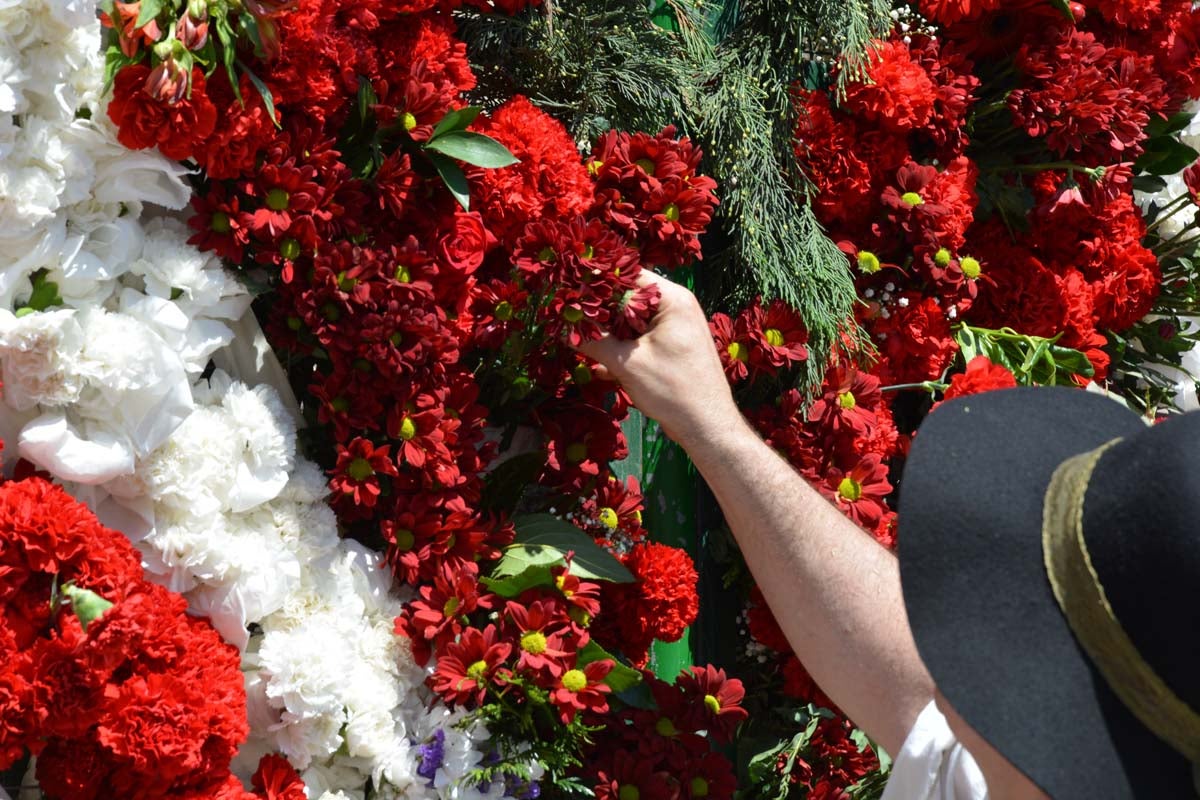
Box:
0;3;536;799
0;0;246;481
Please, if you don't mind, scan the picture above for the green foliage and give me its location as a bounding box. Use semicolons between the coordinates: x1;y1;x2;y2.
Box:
954;324;1095;387
738;704;887;800
457;0;895;391
465;679;603;798
489;514;635;583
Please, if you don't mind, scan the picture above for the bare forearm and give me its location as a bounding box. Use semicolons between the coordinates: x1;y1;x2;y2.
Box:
683;415;933;755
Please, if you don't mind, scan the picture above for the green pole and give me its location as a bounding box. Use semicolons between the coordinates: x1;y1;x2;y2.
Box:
612;410;698;683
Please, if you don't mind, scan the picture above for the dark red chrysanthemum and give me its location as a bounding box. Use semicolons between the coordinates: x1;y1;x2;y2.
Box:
429;624;511;707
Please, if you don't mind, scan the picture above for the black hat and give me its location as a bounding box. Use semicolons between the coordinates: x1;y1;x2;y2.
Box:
898;386;1200;798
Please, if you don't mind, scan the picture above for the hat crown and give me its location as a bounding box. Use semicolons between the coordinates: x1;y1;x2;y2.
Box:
1082;411;1200;715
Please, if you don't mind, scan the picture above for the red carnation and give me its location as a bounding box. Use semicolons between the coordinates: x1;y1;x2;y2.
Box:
107;65;217;161
251;754;307;800
939;356;1019;404
841;40;937;134
471;96;595;246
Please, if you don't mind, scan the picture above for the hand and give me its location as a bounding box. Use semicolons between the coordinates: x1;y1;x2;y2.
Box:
579;271;742;446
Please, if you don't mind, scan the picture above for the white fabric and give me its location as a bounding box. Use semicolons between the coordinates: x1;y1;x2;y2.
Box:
881;701;990;800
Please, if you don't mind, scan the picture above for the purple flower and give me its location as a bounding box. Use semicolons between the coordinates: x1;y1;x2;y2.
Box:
416;729;446;786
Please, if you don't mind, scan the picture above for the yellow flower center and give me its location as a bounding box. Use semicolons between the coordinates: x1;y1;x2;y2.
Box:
655;716;678;737
466;659;489;683
398;416;417;441
402;112;418;131
838;391;856;410
690;777;710;798
619;786;640;800
572;364;592;385
934;248;952;267
347;457;374;481
266;188;290;211
494;301;513;321
568;606;591;627
704;694;721;714
562;306;584;324
395;265;411;283
520;631;548;655
443;596;460;617
961;256;982;280
764;328;784;347
210;211;231;233
393;528;415;551
561;669;588;693
857;250;881;274
566;442;588;464
901;191;924;206
538;246;556;262
727;342;748;362
598;507;619;530
838;476;862;502
635;158;655;175
587;159;603;176
581;244;595;260
663;203;680;222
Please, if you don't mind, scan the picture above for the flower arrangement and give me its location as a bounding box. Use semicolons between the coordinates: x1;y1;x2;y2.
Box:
718;1;1200;795
4;0;744;797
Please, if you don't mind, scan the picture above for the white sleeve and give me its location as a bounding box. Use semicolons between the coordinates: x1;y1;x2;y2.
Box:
880;701;990;800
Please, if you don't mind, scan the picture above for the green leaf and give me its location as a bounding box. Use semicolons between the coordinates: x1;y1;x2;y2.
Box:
20;270;63;313
430;105;483;140
1048;0;1075;21
1049;345;1095;378
101;43;140;97
237;61;281;129
480;450;546;514
1133;175;1168;194
214;15;239;101
61;583;113;632
577;641;642;692
481;564;556;598
135;0;164;29
493;514;635;583
1147;111;1197;139
428;152;471;211
424;131;519;169
1135;137;1200;177
614;680;655;710
357;75;378;125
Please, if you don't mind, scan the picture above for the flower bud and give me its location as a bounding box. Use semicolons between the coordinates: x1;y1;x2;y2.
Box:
176;5;209;50
145;56;190;104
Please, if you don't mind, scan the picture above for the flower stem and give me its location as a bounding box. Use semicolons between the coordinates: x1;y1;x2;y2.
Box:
880;380;949;394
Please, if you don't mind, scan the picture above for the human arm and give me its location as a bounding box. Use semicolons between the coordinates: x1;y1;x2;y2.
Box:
580;272;935;756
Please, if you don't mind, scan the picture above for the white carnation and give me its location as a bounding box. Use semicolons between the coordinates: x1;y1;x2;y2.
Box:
0;307;84;408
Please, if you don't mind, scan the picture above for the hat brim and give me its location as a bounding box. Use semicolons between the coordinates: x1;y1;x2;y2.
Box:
898;386;1192;798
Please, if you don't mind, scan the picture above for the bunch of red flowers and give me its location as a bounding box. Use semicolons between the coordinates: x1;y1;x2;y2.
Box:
583;665;747;800
0;458;311;800
105;0;726;789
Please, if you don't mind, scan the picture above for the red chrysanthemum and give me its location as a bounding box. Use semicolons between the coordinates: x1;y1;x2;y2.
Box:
675;665;748;743
429;624;511;707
